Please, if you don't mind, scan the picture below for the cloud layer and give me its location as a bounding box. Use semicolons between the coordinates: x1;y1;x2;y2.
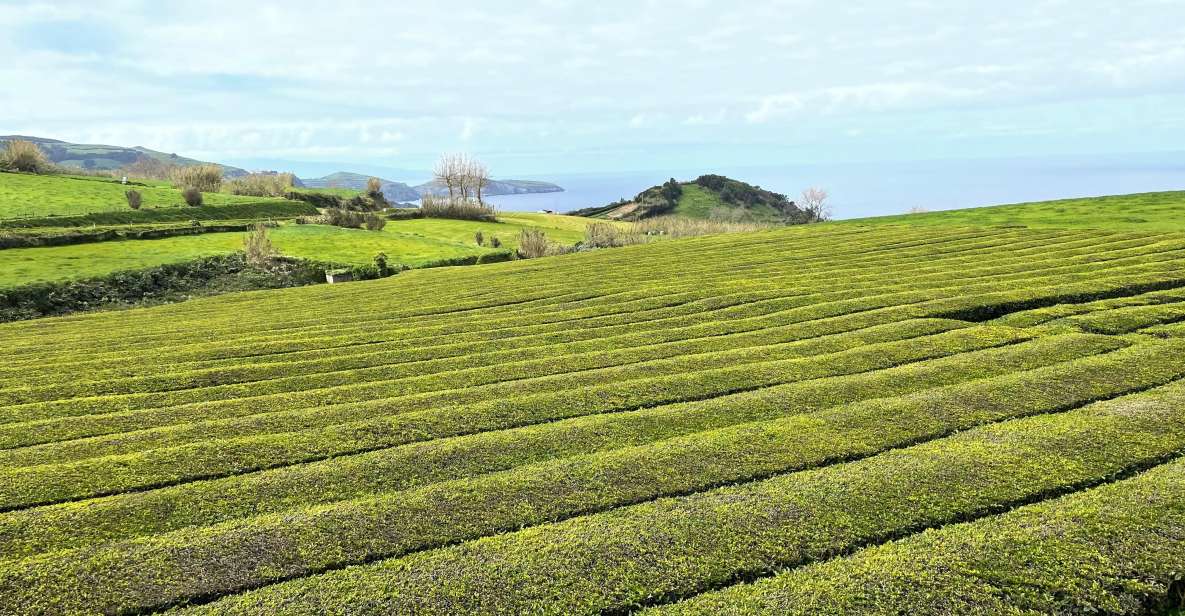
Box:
2;0;1184;173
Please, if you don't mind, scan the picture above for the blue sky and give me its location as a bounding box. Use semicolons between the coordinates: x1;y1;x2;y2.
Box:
3;0;1184;176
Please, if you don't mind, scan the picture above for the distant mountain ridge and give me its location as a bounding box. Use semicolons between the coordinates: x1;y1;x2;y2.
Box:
0;135;249;178
3;134;564;200
411;178;564;197
300;172;564;202
299;172;420;201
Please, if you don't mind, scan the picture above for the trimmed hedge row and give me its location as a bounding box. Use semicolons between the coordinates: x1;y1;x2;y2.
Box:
0;227;1099;350
0;326;1027;509
0;221;256;249
0;199;316;228
4;238;1175;412
0;334;1116;560
0;225;1085;355
0;254;339;323
0;318;969;457
131;363;1185;616
649;455;1185;614
0;227;1142;364
1;228;1172;377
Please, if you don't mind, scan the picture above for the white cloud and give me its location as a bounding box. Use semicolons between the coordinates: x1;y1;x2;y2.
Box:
3;0;1184;171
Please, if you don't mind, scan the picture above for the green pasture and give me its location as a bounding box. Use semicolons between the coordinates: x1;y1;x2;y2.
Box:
0;171;289;219
0;213;592;287
844;190;1185;231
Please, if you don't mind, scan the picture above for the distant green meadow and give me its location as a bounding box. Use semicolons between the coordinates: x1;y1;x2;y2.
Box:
0;172;288;219
0;213;591;287
843;190;1185;231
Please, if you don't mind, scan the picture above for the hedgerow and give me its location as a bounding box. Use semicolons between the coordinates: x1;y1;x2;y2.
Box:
147;375;1185;616
0;326;1027;509
0;199;315;228
648;453;1185;615
1;222;1185;613
0;318;970;457
4;231;1175;409
0;332;1112;560
1;226;1172;374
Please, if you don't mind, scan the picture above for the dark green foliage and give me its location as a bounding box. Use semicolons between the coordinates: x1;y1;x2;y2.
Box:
660;178;683;204
324;208;365;229
373;252;390;277
0;254;292;322
125;189;142;210
695;174;806;220
0;200;317;229
363;213;386;231
0;222;254;249
284;190;345;209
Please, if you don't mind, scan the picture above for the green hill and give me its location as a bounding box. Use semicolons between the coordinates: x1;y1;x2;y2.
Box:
1;193;1184;613
571;174;807;222
0;135;248;177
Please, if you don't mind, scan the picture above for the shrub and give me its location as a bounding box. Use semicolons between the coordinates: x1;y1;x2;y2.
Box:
223;173;295;197
489;235;501;248
363;213;387;231
324;208;364;229
373;252;390;277
420;194;497;222
242;223;277;268
0;140;51;173
284;191;345;209
515;229;574;259
475;231;484;246
181;187;203;207
125;190;142;210
170;164;223;193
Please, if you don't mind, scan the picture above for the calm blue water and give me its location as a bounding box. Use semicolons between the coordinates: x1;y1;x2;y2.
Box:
485;152;1185;219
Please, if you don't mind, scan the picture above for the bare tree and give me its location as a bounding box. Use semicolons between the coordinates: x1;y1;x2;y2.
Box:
432;153;463;198
433;153;491;203
800;187;831;222
467;158;491;205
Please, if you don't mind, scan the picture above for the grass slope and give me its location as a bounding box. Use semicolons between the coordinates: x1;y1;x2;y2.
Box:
0;172;288;219
0;213;589;287
673;184;783;220
845;190;1185;231
0;217;1184;613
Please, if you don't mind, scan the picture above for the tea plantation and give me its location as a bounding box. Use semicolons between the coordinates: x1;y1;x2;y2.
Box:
1;218;1184;613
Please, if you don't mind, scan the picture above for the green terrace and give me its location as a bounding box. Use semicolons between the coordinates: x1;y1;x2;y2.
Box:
0;222;1183;613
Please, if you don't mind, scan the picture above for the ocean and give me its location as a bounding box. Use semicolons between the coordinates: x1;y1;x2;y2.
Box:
483;151;1185;220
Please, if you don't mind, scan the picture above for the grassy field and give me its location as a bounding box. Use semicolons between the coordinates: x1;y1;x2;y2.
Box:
844;190;1185;231
0;172;290;219
0;211;1184;613
0;213;591;287
672;184;783;220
